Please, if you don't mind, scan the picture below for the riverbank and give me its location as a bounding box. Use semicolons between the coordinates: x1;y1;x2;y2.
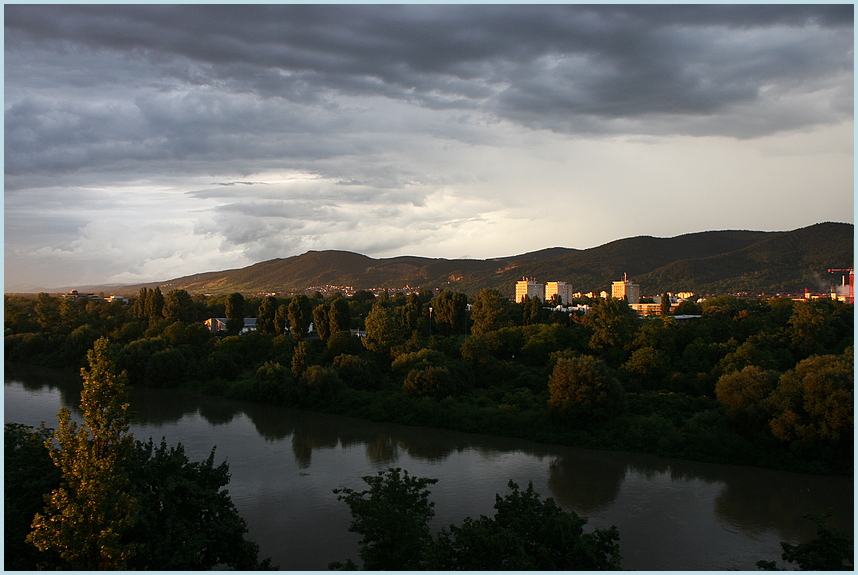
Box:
6;355;851;477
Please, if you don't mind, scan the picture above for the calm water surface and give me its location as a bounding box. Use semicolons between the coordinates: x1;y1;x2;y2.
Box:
5;364;853;571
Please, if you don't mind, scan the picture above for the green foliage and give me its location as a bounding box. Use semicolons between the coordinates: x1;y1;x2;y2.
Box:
4;423;63;570
403;365;459;399
430;291;469;336
584;297;639;353
287;294;313;339
548;355;627;424
126;438;272;570
328;296;352;334
331;468;438;570
326;330;365;359
431;481;621;570
144;347;188;387
363;301;408;357
27;337;139;569
162;289;195;323
766;349;853;455
757;514;853;571
715;365;779;431
471;289;517;335
313;302;332;340
620;346;672;391
334;354;382;391
10;339;271;570
256;295;278;335
332;469;621;571
298;365;342;405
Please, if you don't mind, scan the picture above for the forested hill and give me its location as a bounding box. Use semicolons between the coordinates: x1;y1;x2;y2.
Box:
82;222;854;297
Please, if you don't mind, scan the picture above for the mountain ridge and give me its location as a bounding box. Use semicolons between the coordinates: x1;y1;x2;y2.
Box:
32;222;854;298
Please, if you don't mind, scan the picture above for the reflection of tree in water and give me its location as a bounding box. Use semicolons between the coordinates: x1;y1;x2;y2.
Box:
365;434;399;464
625;455;724;484
128;386;204;426
6;363;83;413
291;429;340;469
243;402;297;441
196;395;239;426
547;449;626;515
712;468;853;543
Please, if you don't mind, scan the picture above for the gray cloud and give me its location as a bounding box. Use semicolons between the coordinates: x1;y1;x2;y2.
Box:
4;5;853;289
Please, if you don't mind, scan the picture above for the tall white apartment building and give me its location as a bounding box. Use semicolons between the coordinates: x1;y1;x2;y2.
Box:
516;278;544;303
611;273;640;304
545;281;573;305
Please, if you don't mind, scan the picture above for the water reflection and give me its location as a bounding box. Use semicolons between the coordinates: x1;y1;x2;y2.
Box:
547;451;626;514
6;364;853;571
365;434;399;464
713;467;853;541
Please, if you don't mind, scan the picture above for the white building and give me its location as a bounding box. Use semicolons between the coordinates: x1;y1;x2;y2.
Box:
545;281;574;305
516;278;544;303
611;273;640;304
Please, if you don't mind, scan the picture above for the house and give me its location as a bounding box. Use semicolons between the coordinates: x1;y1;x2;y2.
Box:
204;318;258;334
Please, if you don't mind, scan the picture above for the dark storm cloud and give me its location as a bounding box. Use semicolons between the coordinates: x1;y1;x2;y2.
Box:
6;5;852;134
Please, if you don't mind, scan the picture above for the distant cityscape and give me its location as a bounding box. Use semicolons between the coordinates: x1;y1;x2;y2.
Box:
57;267;855;316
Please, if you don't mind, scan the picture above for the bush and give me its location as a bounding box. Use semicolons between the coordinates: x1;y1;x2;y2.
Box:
548;355;627;425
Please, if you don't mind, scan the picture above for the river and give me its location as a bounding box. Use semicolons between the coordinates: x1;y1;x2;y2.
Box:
4;363;853;571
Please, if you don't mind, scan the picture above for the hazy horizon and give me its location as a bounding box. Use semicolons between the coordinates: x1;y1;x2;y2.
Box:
5;5;853;292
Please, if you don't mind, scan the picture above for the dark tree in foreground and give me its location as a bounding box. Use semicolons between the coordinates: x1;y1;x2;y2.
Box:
432;481;622;570
126;438;271;570
331;468;438;570
757;514;853;571
331;468;622;571
4;423;62;570
13;338;272;570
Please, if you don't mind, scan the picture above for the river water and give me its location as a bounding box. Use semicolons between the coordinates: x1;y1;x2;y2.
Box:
4;363;853;571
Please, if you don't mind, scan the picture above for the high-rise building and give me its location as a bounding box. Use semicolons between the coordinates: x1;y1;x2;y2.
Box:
516;278;544;303
611;273;640;304
545;281;573;305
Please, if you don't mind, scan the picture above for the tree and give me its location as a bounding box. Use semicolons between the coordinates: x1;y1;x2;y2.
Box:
522;295;545;326
124;438;271;570
287;294;313;339
584;297;638;352
328;296;352;334
256;296;278;335
715;365;780;432
431;481;621;570
766;350;853;455
275;303;289;336
162;289;195;323
757;514;853;571
430;291;469;336
331;468;438;570
28;337;139;569
471;289;516;336
620;346;672;391
548;354;627;424
14;339;272;570
146;287;165;320
313;303;332;341
5;423;62;570
363;301;408;357
225;292;245;334
660;292;671;316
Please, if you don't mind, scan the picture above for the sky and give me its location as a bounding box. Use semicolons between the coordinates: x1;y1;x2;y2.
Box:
4;4;854;291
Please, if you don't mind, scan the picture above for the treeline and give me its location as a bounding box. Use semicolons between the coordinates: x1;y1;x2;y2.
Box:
4;287;853;474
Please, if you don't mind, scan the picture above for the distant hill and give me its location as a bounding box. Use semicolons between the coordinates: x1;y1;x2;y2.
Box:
49;222;854;298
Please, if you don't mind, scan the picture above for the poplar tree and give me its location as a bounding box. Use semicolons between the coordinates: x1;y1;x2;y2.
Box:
28;337;139;569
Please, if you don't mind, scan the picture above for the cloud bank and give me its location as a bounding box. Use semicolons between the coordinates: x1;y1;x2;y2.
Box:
4;5;853;290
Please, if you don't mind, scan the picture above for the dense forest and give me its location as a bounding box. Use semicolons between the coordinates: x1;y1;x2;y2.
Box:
4;285;853;476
